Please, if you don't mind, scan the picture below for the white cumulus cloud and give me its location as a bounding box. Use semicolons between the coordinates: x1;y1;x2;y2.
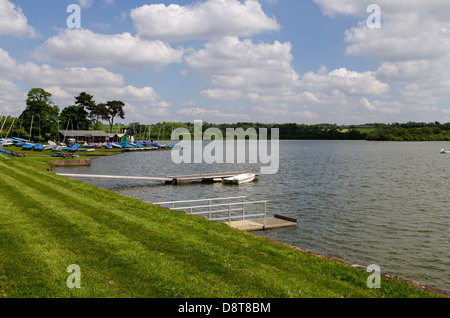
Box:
131;0;280;41
186;36;299;95
34;29;184;70
0;0;37;38
301;67;390;97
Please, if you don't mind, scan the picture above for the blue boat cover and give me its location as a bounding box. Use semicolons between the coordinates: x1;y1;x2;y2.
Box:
67;143;80;152
0;148;14;156
22;144;34;150
34;143;44;151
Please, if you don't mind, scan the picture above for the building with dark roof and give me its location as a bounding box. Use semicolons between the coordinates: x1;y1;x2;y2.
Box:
58;130;108;143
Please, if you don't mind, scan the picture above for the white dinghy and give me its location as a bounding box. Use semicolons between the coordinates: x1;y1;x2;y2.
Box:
223;173;256;185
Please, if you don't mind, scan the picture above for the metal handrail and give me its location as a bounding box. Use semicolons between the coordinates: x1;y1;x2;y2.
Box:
155;196;246;207
164;200;267;225
173;200;266;211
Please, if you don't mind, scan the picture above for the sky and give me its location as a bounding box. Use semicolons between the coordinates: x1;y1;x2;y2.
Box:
1;0;450;125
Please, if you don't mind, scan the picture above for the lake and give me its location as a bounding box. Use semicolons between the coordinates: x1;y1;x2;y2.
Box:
55;140;450;292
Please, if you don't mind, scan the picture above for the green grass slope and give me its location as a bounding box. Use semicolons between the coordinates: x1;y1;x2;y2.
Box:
0;154;445;298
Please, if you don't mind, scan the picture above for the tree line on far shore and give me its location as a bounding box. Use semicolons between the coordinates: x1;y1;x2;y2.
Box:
2;88;126;141
125;121;450;141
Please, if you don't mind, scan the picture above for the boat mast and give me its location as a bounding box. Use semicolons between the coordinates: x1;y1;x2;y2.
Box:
0;114;9;138
5;117;16;139
29;115;34;142
63;117;70;144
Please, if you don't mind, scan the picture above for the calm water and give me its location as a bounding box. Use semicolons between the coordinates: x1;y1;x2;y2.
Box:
55;140;450;291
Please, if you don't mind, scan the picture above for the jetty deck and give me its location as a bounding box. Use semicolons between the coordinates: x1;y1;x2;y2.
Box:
56;171;258;185
156;197;297;231
56;173;172;182
228;214;297;231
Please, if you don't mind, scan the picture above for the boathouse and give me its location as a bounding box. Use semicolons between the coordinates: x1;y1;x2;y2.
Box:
58;130;108;143
109;133;129;143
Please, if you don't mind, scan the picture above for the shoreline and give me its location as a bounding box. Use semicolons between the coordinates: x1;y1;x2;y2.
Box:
50;167;450;296
275;241;450;297
2;148;448;297
48;152;450;296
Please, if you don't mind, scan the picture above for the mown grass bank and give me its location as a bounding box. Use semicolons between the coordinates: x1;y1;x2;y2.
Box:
0;146;123;170
0;154;447;298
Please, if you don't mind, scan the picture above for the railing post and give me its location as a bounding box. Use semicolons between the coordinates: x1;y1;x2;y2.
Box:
241;197;245;220
208;199;212;220
228;204;231;225
263;201;267;229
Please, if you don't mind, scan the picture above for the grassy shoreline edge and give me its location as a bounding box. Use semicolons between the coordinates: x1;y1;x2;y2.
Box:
0;152;448;298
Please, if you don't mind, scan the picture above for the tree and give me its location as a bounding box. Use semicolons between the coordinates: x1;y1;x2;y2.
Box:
60;105;90;131
89;103;109;130
75;92;96;129
19;88;60;141
103;100;125;133
74;92;96;112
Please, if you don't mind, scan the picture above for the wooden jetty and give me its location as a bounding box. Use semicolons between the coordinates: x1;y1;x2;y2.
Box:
228;214;297;231
156;197;297;231
56;173;172;182
56;171;258;185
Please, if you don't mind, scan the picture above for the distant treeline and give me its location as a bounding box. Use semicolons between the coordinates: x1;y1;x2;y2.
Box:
364;122;450;141
125;122;366;140
125;121;450;141
5;115;450;142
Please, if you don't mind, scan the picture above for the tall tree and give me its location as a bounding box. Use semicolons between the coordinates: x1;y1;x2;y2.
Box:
103;100;125;133
60;105;90;131
19;88;60;141
74;92;96;112
89;103;109;130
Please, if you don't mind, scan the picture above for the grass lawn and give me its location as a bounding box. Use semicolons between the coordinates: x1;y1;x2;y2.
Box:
0;153;447;298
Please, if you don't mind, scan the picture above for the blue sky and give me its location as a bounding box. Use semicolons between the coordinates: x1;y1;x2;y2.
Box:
1;0;450;125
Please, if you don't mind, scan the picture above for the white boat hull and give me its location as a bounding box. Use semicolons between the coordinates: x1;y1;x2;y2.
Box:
223;173;256;185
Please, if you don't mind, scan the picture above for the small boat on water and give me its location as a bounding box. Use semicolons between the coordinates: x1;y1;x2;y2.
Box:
223;173;256;185
440;149;450;154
